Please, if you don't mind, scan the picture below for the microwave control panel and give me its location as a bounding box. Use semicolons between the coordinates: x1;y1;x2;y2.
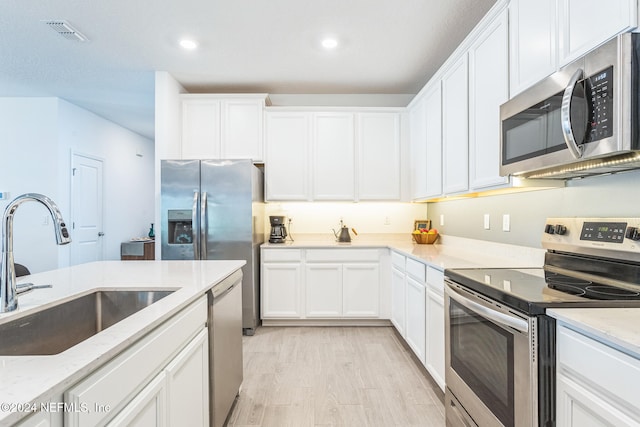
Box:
586;66;614;142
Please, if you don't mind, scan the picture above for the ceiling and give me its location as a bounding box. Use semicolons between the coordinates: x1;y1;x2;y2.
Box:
0;0;496;140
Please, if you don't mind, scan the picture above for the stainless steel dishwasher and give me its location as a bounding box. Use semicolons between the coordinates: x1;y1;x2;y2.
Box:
208;269;243;427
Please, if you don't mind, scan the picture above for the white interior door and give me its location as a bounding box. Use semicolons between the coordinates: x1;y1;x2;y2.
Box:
71;153;104;265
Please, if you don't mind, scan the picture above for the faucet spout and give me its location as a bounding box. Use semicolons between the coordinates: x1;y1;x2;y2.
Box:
1;193;71;312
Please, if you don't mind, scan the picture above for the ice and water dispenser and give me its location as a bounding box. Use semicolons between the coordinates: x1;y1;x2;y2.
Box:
167;210;193;244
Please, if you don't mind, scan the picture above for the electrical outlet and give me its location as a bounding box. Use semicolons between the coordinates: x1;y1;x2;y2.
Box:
440;214;445;226
384;216;391;225
483;214;490;230
502;214;510;232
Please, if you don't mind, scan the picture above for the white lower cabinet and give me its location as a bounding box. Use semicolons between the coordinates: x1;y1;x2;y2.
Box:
343;263;380;317
261;248;381;321
405;275;426;364
390;252;406;335
425;266;445;391
390;252;445;391
556;324;640;427
64;296;208;427
306;263;343;317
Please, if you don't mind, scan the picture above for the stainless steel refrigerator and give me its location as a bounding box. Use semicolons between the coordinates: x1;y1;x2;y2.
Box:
160;159;264;335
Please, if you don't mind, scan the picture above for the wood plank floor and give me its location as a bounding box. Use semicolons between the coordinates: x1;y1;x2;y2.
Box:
226;326;445;427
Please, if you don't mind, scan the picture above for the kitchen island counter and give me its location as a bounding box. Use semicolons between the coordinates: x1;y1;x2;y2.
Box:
0;260;245;426
262;233;545;270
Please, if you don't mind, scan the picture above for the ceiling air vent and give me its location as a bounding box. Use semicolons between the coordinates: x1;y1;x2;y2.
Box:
43;20;88;42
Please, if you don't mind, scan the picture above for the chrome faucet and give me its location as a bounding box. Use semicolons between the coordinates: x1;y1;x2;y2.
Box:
1;193;71;312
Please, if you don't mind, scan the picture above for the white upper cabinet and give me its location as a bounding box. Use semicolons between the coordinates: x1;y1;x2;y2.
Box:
558;0;637;65
264;108;404;202
510;0;637;97
221;98;265;160
357;112;401;200
312;113;355;200
265;112;311;201
509;0;557;97
469;9;510;190
181;98;221;159
442;55;469;195
409;96;428;200
180;94;267;162
424;83;443;199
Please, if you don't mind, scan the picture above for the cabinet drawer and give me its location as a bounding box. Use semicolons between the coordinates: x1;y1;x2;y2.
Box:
306;249;379;262
406;258;426;282
391;251;406;269
557;325;640;411
262;249;302;262
65;297;207;426
427;267;445;294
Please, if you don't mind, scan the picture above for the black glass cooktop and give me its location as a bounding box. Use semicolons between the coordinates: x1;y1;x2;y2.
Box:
445;267;640;315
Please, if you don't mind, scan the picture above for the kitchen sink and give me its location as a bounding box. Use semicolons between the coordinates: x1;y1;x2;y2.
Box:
0;289;174;356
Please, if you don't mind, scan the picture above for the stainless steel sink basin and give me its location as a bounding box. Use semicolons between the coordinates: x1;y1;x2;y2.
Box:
0;290;174;356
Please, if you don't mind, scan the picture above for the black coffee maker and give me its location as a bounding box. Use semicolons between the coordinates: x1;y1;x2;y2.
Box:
269;216;288;243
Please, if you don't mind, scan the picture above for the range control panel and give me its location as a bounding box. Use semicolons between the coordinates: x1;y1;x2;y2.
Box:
542;217;640;262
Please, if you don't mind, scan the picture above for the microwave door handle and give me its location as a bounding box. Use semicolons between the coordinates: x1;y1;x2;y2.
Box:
201;191;208;260
446;283;529;334
192;190;200;260
561;67;585;159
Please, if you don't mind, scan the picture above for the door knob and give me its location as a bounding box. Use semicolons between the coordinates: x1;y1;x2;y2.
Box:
98;232;105;237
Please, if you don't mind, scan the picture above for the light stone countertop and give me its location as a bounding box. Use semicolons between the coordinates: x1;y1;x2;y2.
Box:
547;308;640;359
262;233;546;270
0;259;245;426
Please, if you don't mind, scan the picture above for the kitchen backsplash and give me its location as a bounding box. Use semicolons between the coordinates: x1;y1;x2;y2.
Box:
264;202;427;237
427;169;640;248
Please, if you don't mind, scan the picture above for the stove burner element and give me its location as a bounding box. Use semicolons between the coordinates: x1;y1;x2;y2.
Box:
585;285;640;298
547;283;586;296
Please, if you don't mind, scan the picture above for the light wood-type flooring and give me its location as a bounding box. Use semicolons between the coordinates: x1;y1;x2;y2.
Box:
226;326;445;427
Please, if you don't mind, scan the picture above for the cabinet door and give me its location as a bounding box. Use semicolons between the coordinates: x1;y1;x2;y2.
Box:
312;113;355;200
556;375;636;427
405;276;426;364
509;0;557;96
469;9;509;190
559;0;637;66
105;372;167;427
181;98;221;159
442;55;469;195
426;288;445;391
305;263;342;317
342;263;380;318
221;99;264;161
424;83;443;198
265;112;310;201
409;97;428;200
165;329;209;427
262;263;302;318
391;266;406;336
357;112;401;200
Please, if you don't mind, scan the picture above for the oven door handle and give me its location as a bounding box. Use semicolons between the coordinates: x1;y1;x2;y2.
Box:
446;283;529;334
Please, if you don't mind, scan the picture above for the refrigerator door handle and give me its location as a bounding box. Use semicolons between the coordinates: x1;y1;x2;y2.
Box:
201;191;208;258
192;190;200;260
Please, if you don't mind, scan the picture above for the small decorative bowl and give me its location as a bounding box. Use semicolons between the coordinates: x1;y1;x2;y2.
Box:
412;232;439;244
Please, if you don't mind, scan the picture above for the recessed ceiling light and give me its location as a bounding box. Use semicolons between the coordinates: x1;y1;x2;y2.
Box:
321;38;338;50
179;39;198;50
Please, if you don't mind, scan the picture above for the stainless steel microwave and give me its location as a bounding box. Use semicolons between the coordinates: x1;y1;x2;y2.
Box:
500;33;640;179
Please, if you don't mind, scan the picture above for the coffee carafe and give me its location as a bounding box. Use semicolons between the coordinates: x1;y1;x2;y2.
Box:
269;216;288;243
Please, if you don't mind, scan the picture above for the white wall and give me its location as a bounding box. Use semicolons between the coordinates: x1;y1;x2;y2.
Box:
0;97;155;273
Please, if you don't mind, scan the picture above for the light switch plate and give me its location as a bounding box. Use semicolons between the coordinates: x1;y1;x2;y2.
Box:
440;214;445;226
502;214;510;232
483;214;490;230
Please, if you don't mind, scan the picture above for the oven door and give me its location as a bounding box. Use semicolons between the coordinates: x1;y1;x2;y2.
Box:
444;280;536;427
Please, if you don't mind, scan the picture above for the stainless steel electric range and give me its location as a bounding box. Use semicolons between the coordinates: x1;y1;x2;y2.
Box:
444;217;640;427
